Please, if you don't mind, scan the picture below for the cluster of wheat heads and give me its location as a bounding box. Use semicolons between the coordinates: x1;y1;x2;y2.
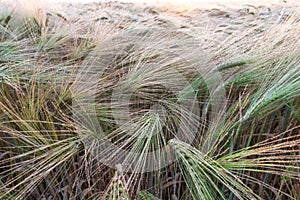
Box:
0;2;299;200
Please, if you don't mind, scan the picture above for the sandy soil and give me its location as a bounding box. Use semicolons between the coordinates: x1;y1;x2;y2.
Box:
52;0;299;51
1;0;299;51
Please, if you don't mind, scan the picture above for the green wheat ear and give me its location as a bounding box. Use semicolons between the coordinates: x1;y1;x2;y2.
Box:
139;190;160;200
169;139;261;200
216;60;249;71
103;164;130;200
